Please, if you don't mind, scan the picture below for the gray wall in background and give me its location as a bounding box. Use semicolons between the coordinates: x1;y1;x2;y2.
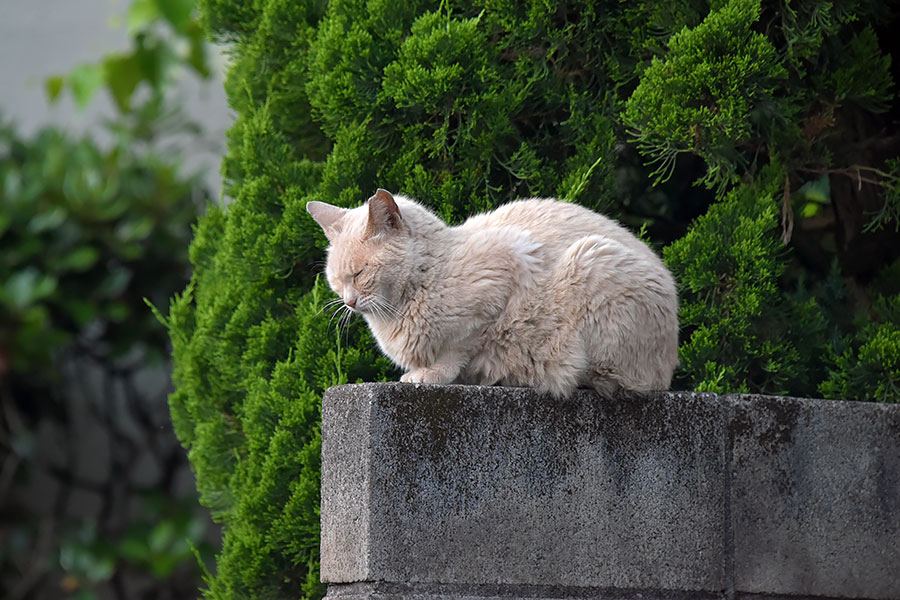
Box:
0;0;230;198
321;383;900;600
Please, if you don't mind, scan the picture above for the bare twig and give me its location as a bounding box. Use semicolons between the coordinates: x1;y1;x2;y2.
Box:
781;174;794;245
798;164;899;189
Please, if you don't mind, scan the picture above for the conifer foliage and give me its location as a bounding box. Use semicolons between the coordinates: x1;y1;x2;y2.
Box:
166;0;900;597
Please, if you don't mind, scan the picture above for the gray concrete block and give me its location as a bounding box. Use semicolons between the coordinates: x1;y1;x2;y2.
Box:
321;384;375;580
324;581;722;600
321;383;728;593
323;384;900;600
729;395;900;599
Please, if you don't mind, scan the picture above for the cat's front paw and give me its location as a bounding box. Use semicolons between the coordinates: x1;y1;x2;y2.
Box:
400;368;447;384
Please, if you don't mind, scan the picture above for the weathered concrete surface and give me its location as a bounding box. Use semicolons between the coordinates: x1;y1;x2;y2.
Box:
322;384;727;592
729;395;900;599
324;581;719;600
321;383;900;600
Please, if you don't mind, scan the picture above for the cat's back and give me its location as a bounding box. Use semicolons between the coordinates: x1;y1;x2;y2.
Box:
457;197;678;395
460;198;652;259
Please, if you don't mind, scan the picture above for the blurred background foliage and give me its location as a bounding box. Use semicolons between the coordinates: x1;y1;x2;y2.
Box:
161;0;900;598
1;0;217;598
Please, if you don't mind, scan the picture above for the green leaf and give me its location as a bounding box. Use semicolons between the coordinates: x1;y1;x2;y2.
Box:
149;520;176;553
66;299;98;328
127;0;159;33
45;75;64;103
149;552;180;577
106;302;131;323
145;297;169;328
27;207;67;233
157;0;194;32
188;36;210;78
4;269;57;310
801;202;821;218
59;246;100;272
796;174;831;205
185;515;207;541
98;268;132;298
115;216;155;242
69;64;104;109
103;55;143;113
118;535;151;563
85;555;115;582
134;42;171;91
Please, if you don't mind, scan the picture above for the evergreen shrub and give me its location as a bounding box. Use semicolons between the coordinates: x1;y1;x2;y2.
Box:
166;0;900;597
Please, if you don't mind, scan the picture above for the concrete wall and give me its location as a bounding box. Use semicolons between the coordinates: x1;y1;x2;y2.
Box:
321;383;900;600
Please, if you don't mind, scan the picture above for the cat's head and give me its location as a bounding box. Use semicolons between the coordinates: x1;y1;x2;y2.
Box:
307;189;412;318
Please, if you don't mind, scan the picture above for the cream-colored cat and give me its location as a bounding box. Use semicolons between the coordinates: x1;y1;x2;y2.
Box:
307;189;678;397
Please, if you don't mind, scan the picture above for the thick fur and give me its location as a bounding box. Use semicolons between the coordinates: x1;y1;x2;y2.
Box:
307;190;679;398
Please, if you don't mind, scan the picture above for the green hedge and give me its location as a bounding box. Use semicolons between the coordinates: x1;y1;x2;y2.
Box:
166;0;900;597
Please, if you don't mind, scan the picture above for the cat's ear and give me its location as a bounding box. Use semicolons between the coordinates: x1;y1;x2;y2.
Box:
307;201;348;242
366;188;403;237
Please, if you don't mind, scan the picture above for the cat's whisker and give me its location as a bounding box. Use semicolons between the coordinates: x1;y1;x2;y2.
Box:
335;307;347;344
328;303;351;330
367;297;389;321
374;298;398;317
327;305;341;329
367;301;383;321
371;294;405;321
331;306;346;349
369;301;388;322
375;302;395;322
316;297;345;317
339;305;354;347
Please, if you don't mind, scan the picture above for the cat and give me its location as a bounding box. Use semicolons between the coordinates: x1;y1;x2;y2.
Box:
307;189;679;398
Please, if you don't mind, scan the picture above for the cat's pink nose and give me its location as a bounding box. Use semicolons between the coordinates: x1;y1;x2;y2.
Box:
345;296;357;309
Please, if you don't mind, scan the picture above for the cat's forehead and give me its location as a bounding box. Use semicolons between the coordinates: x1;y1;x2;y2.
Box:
326;223;371;277
328;239;366;268
338;205;370;238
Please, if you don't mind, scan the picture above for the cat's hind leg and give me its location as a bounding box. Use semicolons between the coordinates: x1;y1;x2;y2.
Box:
565;234;663;393
586;369;622;397
529;325;590;398
537;351;586;398
549;235;634;396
